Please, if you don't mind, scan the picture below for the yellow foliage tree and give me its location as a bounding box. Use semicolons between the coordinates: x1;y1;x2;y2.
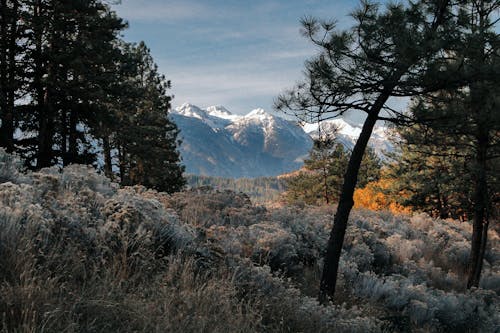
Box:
354;178;412;214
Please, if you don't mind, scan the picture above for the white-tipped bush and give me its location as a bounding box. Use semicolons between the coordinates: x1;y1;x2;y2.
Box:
0;148;27;184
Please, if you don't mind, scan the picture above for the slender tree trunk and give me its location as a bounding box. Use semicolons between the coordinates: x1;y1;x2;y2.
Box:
61;109;68;165
319;96;387;303
103;134;113;179
35;0;56;169
68;107;78;164
467;131;489;288
33;0;52;168
466;2;493;289
37;65;54;168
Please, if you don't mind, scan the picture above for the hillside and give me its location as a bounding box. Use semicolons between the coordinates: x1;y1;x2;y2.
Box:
1;151;499;332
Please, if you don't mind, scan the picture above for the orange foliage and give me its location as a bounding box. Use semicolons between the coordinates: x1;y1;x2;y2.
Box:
354;179;412;214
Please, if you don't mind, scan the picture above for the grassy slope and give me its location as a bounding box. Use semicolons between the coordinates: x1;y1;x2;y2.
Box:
1;151;499;332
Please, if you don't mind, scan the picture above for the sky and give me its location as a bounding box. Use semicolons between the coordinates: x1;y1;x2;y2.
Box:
111;0;356;116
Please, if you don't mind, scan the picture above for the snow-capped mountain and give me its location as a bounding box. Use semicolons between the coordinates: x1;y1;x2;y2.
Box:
170;103;392;178
170;103;313;178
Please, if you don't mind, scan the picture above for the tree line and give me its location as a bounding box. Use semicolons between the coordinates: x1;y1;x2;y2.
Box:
277;0;499;301
0;0;185;192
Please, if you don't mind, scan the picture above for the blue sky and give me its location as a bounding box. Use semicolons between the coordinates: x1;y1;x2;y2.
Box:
112;0;356;115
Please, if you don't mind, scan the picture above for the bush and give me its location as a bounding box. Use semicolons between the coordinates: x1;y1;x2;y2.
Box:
1;151;499;332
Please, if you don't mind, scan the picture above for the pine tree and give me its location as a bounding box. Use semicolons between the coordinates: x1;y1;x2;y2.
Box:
0;1;185;193
275;0;452;301
108;42;185;193
396;0;500;288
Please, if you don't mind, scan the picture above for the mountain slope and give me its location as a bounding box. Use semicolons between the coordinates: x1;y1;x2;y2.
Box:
170;104;312;178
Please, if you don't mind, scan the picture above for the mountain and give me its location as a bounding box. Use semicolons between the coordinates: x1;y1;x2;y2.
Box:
170;103;392;178
170;104;313;178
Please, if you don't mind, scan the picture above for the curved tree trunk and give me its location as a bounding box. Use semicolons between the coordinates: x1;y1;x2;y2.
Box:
319;96;387;303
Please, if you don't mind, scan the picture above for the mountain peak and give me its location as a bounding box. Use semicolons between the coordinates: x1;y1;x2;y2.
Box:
245;108;273;121
175;103;207;119
206;105;232;116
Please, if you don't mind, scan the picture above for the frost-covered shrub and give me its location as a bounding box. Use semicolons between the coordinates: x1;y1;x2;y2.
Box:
0;148;27;184
59;164;118;196
168;188;265;227
233;260;383;333
100;187;195;269
1;158;499;332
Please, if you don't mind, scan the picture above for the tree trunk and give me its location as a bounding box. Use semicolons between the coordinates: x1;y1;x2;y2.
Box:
323;164;329;204
61;109;68;165
33;0;50;168
103;135;113;179
319;97;386;303
466;131;489;288
35;1;55;169
68;107;78;163
0;0;7;129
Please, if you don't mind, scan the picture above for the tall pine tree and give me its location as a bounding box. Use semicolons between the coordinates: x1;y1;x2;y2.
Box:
276;0;452;301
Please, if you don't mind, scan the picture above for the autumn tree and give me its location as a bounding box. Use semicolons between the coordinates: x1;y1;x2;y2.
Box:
386;124;474;220
276;0;452;302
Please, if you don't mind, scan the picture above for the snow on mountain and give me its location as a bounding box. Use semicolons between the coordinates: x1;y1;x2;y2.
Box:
302;118;392;156
170;104;312;178
170;103;392;178
174;103;232;131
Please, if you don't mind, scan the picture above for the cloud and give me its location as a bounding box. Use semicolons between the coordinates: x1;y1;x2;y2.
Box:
111;0;357;114
114;0;226;22
267;49;314;60
161;60;303;113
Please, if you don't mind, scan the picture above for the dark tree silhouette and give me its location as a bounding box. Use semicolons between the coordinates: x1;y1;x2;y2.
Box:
276;0;452;302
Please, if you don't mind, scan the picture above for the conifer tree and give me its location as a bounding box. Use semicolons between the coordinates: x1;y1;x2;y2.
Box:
395;0;500;288
285;136;381;206
0;1;185;194
108;42;185;193
276;0;452;301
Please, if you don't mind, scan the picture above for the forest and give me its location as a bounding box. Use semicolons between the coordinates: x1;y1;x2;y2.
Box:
0;0;499;332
